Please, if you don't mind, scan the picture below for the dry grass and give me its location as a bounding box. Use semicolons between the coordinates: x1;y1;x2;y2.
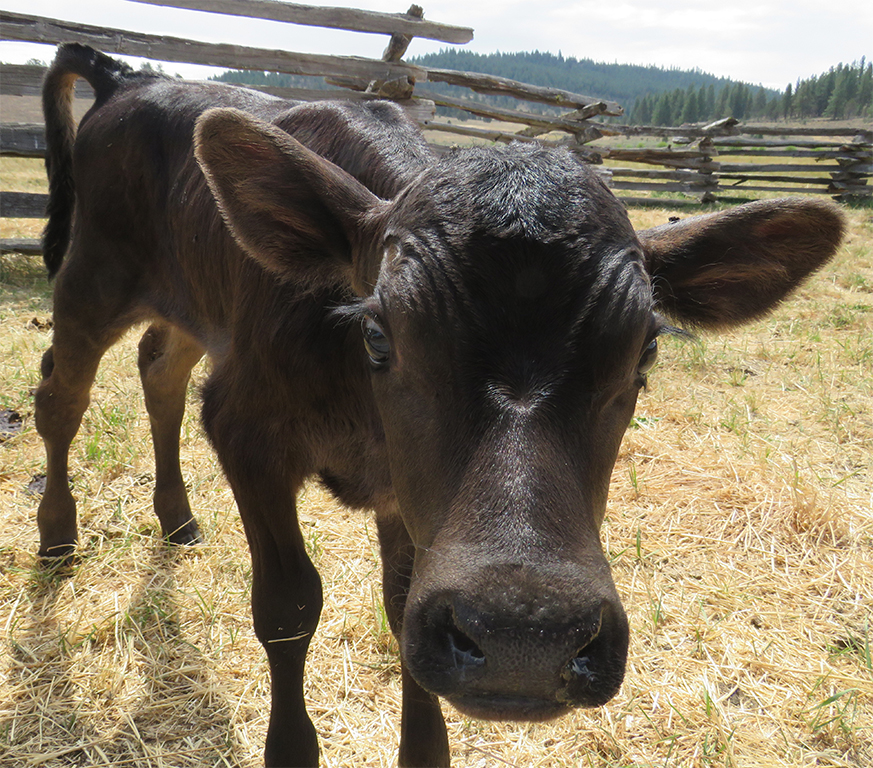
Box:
0;157;48;243
0;167;871;766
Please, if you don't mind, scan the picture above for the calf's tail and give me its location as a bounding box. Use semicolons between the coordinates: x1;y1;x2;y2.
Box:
41;43;137;278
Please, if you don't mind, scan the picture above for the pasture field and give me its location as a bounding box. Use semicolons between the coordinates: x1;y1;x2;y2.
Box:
0;156;871;767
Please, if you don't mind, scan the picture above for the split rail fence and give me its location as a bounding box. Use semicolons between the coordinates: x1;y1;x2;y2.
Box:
2;1;871;256
590;119;872;206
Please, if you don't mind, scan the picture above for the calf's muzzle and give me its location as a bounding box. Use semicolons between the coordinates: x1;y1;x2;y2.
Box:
402;559;629;720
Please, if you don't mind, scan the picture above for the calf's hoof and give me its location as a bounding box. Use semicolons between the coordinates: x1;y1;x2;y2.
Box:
166;518;203;546
37;541;78;569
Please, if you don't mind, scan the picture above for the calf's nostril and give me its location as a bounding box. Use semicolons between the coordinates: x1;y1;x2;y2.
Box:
561;605;607;685
447;625;485;668
567;654;595;683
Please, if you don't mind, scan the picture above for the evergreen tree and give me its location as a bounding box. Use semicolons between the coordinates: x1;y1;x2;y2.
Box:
715;86;731;118
670;89;686;125
705;84;716;120
842;61;861;114
859;60;873;117
653;92;673;125
753;86;768;117
681;86;699;123
633;94;653;124
730;82;750;119
825;65;851;119
794;75;817;118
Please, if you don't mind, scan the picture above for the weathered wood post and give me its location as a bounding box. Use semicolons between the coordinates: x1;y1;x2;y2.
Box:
365;4;423;98
828;130;873;201
695;136;719;203
695;117;744;203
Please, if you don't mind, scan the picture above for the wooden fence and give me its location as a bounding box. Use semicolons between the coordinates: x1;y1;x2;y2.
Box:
589;119;872;205
2;1;871;256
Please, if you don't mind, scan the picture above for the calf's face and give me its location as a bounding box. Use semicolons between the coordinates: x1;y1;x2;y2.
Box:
360;152;658;716
195;108;844;720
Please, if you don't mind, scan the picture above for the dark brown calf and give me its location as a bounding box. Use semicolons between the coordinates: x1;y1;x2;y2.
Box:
36;43;844;767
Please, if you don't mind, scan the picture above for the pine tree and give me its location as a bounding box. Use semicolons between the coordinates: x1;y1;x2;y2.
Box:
729;82;750;119
825;66;851;119
634;94;653;124
794;75;817;118
653;93;673;125
715;86;730;118
782;83;793;119
842;60;861;114
752;86;768;118
681;86;699;123
859;61;873;117
705;84;716;120
670;89;686;125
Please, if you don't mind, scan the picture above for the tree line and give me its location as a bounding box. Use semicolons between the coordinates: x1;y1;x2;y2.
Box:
408;49;733;105
212;49;735;120
214;67;328;90
207;51;872;127
630;59;872;125
405;49;734;119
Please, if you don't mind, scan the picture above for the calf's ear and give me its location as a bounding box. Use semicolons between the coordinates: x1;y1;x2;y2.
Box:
637;198;844;329
194;107;382;287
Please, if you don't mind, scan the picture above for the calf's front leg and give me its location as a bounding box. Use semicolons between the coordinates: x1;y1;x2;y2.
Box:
377;509;451;767
244;494;322;768
204;390;322;766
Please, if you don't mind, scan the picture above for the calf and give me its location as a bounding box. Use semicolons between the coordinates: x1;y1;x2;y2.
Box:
36;43;843;767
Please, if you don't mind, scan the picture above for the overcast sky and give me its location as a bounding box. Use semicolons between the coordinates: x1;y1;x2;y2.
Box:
2;0;871;91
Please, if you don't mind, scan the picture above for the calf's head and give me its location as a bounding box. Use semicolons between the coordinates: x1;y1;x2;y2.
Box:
195;108;844;719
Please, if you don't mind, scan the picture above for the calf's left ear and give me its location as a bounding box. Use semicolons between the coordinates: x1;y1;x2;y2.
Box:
195;107;382;287
637;198;845;329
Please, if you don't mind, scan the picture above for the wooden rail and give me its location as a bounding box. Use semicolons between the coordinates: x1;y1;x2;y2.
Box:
422;67;623;116
416;89;608;137
0;63;436;124
1;123;48;158
131;0;473;43
593;127;871;203
0;10;426;82
0;192;46;218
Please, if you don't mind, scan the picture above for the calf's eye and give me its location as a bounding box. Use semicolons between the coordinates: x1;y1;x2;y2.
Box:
363;317;390;368
638;339;658;376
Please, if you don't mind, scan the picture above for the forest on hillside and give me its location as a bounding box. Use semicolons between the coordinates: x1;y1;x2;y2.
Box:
630;58;873;125
213;49;741;119
211;51;872;126
407;49;736;110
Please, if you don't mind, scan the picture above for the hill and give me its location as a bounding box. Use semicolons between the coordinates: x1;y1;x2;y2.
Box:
212;52;871;125
213;50;756;119
408;49;740;111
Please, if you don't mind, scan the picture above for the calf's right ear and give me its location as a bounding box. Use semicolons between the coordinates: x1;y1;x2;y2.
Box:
194;107;382;288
